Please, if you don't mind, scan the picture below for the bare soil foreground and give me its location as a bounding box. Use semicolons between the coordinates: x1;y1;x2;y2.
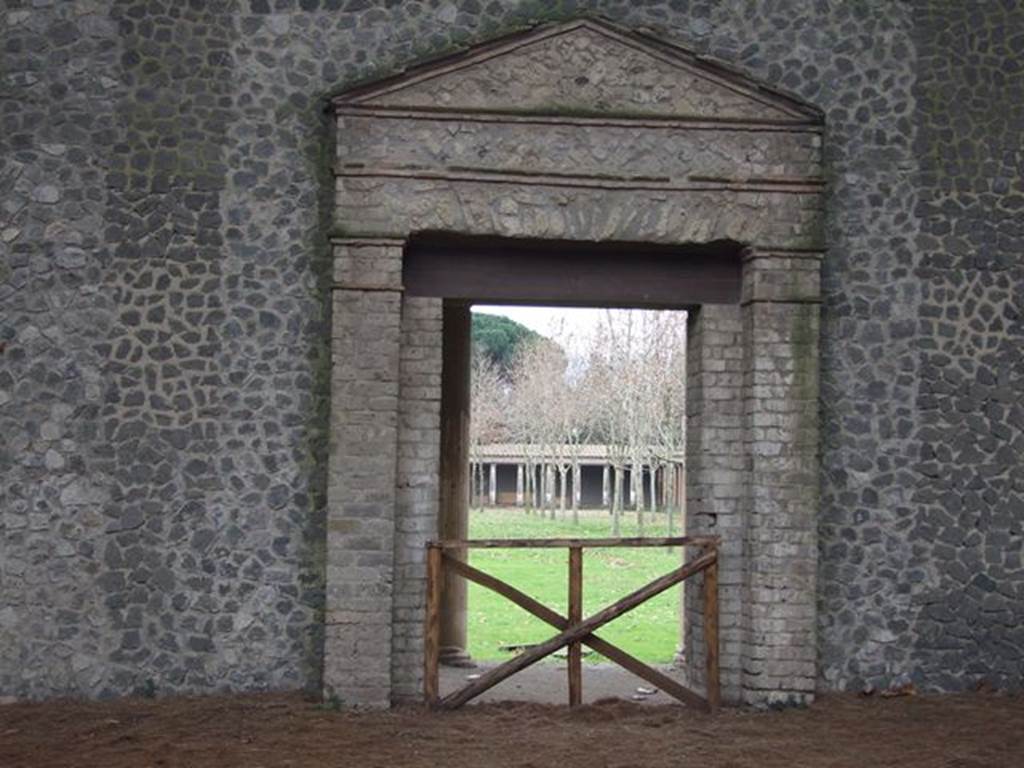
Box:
2;691;1022;768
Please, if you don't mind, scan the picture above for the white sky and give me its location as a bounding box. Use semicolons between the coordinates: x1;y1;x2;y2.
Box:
471;304;689;355
471;304;607;353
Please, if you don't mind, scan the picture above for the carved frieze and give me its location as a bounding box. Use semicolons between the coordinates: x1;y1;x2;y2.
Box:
332;19;824;250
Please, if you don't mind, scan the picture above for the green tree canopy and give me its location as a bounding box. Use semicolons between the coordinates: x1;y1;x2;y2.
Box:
471;312;541;375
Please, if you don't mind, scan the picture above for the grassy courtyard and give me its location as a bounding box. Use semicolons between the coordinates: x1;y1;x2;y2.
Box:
466;508;684;664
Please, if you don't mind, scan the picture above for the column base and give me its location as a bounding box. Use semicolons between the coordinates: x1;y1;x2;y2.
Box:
439;646;476;668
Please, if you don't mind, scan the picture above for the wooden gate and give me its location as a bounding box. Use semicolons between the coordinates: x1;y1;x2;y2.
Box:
424;536;720;711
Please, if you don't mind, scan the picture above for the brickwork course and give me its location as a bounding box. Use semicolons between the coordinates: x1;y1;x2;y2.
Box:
1;0;1022;705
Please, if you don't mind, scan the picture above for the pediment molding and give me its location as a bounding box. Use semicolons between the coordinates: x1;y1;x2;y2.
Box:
331;19;821;126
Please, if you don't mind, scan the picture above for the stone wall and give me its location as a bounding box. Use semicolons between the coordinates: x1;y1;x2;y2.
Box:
1;0;1021;700
3;0;333;698
819;1;1024;694
904;2;1024;691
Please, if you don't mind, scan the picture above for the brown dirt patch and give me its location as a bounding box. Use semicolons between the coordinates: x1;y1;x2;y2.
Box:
1;691;1022;768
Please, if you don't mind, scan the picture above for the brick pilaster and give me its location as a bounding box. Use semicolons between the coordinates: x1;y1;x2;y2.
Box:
323;239;405;708
685;303;746;704
740;249;822;705
390;296;443;701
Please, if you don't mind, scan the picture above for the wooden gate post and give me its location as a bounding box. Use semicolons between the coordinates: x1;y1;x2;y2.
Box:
703;551;720;713
568;546;583;706
424;543;443;705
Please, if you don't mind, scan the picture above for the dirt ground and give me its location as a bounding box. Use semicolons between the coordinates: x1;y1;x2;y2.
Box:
440;662;695;705
2;690;1022;768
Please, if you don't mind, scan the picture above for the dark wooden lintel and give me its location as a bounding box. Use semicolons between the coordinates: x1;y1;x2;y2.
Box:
403;234;742;307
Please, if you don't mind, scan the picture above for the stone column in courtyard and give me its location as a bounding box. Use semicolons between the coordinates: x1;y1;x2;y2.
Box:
438;301;473;667
602;465;610;507
684;303;746;705
489;463;497;506
324;239;405;708
516;464;524;506
739;249;822;706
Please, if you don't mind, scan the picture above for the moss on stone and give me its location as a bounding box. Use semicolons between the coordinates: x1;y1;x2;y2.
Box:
293;99;337;693
789;302;820;451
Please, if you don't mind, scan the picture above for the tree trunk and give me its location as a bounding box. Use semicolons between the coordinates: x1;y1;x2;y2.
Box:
476;462;484;511
524;461;532;514
537;462;542;513
633;462;644;534
572;458;580;525
541;463;549;518
547;464;556;520
649;464;657;515
612;466;623;537
665;464;675;537
558;466;567;517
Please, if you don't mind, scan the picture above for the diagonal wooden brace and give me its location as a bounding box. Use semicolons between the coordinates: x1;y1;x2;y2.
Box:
439;548;718;710
444;555;709;710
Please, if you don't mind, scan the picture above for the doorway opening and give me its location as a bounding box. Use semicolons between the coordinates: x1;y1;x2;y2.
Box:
414;234;732;703
465;305;689;684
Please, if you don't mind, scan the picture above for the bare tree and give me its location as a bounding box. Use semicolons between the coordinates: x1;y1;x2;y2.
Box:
582;310;687;534
631;310;686;531
506;360;539;514
507;338;566;516
563;371;595;524
582;318;631;535
478;309;685;535
648;316;687;536
470;354;505;510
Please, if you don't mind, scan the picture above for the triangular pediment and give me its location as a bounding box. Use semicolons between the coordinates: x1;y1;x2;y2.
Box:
333;19;819;123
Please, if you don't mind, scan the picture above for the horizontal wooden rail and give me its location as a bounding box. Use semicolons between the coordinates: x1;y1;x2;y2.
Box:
430;535;718;550
424;536;720;712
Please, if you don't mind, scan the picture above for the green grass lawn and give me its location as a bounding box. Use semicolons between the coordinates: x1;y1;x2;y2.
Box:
466;507;685;664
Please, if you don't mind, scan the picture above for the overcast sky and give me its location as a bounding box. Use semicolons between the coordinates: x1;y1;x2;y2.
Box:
471;304;607;352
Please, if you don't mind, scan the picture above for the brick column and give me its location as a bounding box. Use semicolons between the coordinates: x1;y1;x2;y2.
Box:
740;250;821;706
391;295;443;700
324;238;405;708
684;304;745;704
